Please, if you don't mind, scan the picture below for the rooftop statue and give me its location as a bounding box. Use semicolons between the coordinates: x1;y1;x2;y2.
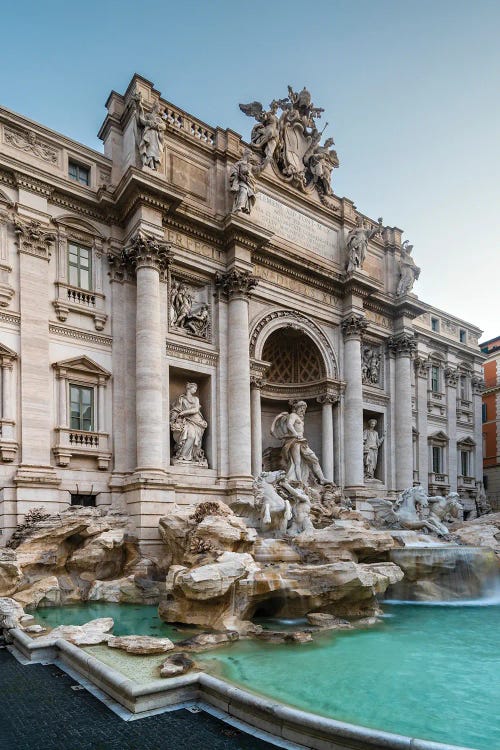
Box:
133;94;166;171
345;216;384;274
396;241;421;296
228;149;258;215
239;85;339;199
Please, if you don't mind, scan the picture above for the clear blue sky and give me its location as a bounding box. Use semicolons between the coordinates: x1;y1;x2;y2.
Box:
2;0;498;339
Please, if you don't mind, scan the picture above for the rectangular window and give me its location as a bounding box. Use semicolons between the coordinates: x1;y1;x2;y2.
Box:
70;384;94;431
68;243;92;290
432;446;442;474
459;329;467;344
71;493;96;507
482;403;487;422
431;317;440;332
68;161;90;186
460;451;469;477
431;365;440;393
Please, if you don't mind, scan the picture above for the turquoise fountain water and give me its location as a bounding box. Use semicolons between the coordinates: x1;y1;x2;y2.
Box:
34;599;500;749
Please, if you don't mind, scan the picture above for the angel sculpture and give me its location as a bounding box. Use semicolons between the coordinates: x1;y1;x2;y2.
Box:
239;100;280;166
396;241;421;296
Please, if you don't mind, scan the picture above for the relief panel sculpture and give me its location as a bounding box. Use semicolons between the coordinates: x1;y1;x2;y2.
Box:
362;345;382;386
169;278;210;339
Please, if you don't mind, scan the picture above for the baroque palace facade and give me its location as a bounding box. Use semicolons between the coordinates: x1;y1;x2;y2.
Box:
0;74;485;549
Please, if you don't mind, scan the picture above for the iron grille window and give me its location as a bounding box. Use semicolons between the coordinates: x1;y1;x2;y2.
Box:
70;384;94;431
71;493;96;507
68;161;90;186
68;243;92;290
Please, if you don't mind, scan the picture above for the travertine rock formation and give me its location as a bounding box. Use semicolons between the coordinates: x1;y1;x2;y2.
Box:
452;513;500;558
0;507;148;608
107;635;174;654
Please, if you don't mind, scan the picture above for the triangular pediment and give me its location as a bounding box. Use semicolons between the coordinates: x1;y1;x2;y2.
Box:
457;435;476;447
53;356;111;379
0;342;17;357
429;430;449;442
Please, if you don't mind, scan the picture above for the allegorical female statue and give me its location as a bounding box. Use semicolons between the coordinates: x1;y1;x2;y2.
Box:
363;418;384;480
136;98;166;170
170;382;208;466
396;241;420;296
229;150;257;214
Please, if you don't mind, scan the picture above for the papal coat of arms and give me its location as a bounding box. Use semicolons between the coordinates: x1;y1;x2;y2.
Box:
239;85;339;201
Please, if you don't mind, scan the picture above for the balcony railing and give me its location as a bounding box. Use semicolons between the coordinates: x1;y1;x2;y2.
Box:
53;427;111;470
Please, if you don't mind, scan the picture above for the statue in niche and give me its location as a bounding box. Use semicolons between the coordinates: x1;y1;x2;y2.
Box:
170;280;210;339
170;382;208;466
228;149;257;214
271;401;327;486
362;346;382;385
134;95;166;170
363;418;384;480
346;216;384;274
396;241;420;296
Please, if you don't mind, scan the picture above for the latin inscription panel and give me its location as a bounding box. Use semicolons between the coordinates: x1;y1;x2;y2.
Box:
252;193;339;263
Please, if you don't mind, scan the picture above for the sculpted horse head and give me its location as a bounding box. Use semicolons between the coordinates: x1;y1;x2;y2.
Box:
396;485;429;516
253;471;291;535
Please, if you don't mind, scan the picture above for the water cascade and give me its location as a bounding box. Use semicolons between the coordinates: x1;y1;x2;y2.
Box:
386;546;500;602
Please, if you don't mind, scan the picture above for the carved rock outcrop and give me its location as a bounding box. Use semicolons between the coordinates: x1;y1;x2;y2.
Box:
0;550;23;596
108;635;174;654
293;519;397;564
451;513;500;559
32;617;114;646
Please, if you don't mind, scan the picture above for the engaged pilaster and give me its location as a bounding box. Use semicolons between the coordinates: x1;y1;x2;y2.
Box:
216;269;258;480
445;366;459;492
341;314;367;489
388;332;417;490
414;356;431;491
120;231;173;472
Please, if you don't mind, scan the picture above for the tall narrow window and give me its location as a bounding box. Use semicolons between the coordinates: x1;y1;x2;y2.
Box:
431;317;439;332
460;450;469;477
70;385;94;431
482;403;488;422
68;243;92;290
432;446;442;473
431;365;440;393
459;329;466;344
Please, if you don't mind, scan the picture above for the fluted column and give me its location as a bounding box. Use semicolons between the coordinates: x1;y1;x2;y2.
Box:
445;367;459;492
317;394;337;483
216;270;258;480
389;333;417;490
342;314;367;489
121;232;172;472
250;376;264;476
414;357;430;491
57;374;67;427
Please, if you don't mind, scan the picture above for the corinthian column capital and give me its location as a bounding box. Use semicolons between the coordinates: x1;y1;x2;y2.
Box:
215;269;259;300
341;313;368;341
120;231;173;276
387;332;417;357
14;218;55;261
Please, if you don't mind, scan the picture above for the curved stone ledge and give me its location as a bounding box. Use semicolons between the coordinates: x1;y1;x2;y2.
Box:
8;629;473;750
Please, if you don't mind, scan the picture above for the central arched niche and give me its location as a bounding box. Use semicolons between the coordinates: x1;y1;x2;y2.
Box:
262;328;326;385
260;327;326;467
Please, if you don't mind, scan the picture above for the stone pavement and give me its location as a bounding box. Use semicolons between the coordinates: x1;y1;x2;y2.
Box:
0;648;278;750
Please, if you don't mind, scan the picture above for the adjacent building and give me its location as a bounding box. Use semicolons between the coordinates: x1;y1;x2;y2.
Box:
0;74;486;549
481;335;500;507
